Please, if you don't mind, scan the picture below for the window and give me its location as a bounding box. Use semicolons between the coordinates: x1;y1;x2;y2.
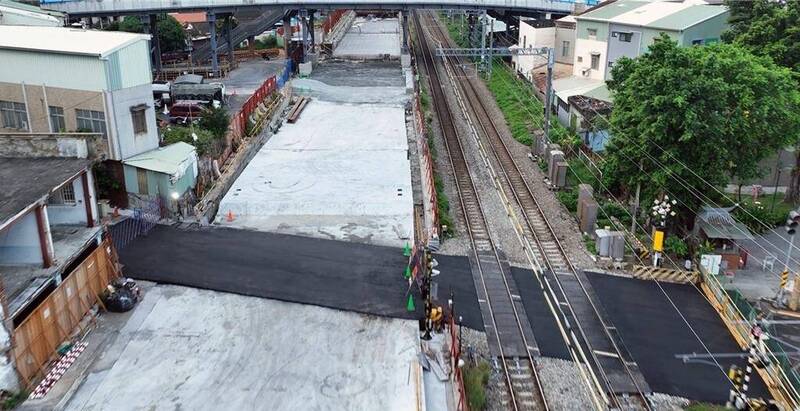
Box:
577;56;583;63
522;35;527;49
49;106;65;132
0;100;28;130
76;109;106;135
50;183;76;205
691;39;704;46
562;41;570;57
131;105;148;134
587;28;597;39
618;32;633;42
590;53;600;70
136;168;149;195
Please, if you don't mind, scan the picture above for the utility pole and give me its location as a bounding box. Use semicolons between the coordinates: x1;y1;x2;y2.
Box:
543;47;554;146
480;10;487;73
487;18;494;80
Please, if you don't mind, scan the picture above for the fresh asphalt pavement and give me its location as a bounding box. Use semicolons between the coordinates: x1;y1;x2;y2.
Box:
587;272;770;403
119;225;766;403
119;225;482;327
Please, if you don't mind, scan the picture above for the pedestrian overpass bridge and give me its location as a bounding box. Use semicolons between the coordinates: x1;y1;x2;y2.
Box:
42;0;583;17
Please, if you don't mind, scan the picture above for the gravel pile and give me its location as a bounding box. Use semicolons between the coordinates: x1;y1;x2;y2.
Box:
535;356;596;410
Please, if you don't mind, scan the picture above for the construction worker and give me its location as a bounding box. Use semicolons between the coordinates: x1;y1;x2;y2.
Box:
429;305;443;332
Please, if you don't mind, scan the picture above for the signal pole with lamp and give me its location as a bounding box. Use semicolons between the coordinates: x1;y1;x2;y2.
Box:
651;196;677;267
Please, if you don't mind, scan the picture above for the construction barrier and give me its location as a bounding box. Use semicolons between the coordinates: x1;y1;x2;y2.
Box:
322;9;347;36
413;90;440;243
12;237;121;386
221;75;279;165
631;265;699;284
700;269;800;409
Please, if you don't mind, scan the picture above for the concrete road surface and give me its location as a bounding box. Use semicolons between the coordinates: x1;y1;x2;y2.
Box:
65;285;420;411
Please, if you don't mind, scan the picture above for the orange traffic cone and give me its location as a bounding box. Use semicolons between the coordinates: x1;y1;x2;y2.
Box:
226;210;235;222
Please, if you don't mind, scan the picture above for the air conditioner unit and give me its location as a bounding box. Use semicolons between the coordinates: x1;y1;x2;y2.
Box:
581;67;591;77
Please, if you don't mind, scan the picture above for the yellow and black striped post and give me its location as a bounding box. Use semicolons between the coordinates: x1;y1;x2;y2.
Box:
781;270;789;290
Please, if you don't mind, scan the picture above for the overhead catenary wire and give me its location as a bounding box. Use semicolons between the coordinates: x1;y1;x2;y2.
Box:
476;52;751;396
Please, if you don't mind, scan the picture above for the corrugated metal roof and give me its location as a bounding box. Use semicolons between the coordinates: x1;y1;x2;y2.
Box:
123;142;196;176
647;4;727;30
0;26;149;57
577;0;727;31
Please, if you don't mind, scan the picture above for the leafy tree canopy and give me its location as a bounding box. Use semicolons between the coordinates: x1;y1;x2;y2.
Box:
602;36;800;217
106;15;186;52
722;0;800;73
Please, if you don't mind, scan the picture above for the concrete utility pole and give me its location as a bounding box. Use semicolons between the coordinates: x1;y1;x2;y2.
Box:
207;11;219;77
480;10;487;72
543;47;554;145
487;17;494;80
401;12;409;54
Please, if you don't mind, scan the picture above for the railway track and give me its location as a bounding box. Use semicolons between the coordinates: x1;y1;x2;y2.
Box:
412;11;548;411
423;12;653;410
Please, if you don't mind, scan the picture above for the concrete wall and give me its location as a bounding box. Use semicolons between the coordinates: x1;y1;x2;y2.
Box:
606;24;643;76
573;19;608;80
554;24;575;65
0;82;105;134
0;133;106;159
514;21;554;78
105;84;159;160
0;212;42;266
46;177;93;226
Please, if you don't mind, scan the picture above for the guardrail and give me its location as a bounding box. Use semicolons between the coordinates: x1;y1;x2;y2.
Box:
448;310;468;410
700;269;800;409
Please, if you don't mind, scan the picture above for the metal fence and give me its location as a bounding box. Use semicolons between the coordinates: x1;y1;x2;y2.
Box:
701;270;800;408
109;197;163;251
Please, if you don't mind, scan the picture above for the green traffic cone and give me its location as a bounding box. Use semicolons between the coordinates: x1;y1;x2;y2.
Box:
406;294;415;312
404;265;411;279
402;242;411;257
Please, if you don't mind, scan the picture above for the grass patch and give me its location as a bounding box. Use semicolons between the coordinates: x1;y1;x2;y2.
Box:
3;391;28;410
583;235;597;255
434;174;455;238
685;403;728;411
556;188;578;213
463;360;491;410
441;13;469;48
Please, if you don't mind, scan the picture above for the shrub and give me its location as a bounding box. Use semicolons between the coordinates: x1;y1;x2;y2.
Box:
601;202;632;227
584;235;597;255
198;106;230;139
733;201;784;234
162;126;216;156
463;361;491;410
664;236;689;258
556;189;578;213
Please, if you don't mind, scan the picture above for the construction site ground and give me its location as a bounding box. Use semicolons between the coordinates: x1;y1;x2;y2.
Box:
28;283;420;411
112;224;764;405
222;58;288;114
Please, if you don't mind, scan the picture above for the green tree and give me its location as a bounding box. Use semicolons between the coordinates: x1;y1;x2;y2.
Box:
106;15;186;52
162;127;216;156
723;0;800;201
602;36;800;222
157;15;187;52
198;106;230;139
